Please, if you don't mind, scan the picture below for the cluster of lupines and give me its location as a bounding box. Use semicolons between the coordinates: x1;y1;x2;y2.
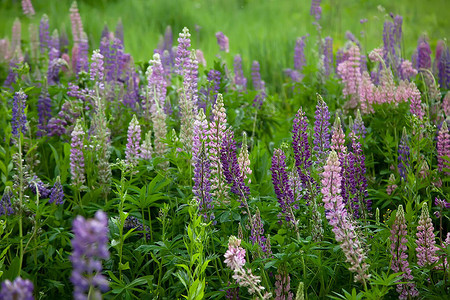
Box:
70;210;110;300
0;277;34;300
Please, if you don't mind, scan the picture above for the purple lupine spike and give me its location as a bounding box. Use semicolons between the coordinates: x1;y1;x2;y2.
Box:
294;36;307;72
251;60;266;108
233;54;247;91
75;32;89;75
0;187;14;216
0;277;34;300
216;31;229;53
321;151;370;283
352;110;366;139
70;210;110;300
398;127;410;180
90;49;104;84
21;0;35;17
37;87;52;137
416;203;438;267
11;18;22;61
345;31;361;50
437;121;450;175
225;284;240;300
115;19;124;44
192;109;215;223
331;116;346;154
271;148;297;226
124;216;151;240
100;25;110;42
313;95;331;157
416;38;432;70
220;130;250;200
390;205;419;299
49;29;60;55
249;209;267;254
146;53;167;115
175;27;191;76
49;176;64;204
59;31;69;54
350;138;370;217
274;270;293;300
70;119;86;188
125;115;141;166
437;46;450;89
70;1;84;44
292;107;313;188
323;36;333;77
28;176;51;198
11;90;28;138
39;14;50;54
310;0;322;21
204;69;221;106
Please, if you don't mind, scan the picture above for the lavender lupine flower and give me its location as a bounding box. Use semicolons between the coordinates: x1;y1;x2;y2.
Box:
0;277;34;300
125;115;141;166
233;54;247;91
224;236;246;271
28;176;51;198
146;53;167;117
90;49;104;84
124;215;150;240
416;203;438;267
152;108;168;169
437;45;450;89
323;37;333;77
0;187;14;216
398;128;410;180
74;32;89;75
416;39;432;70
271;148;297;226
209;94;228;201
292;107;313;188
21;0;35;17
49;177;64;205
337;45;361;101
36;88;52;137
216;32;229;53
321;151;370;283
192;109;215;222
70;1;84;44
238;132;252;185
221;130;250;200
202;69;221;106
70;119;86;188
39;14;50;54
175;27;191;76
294;36;307;72
250;209;268;254
437;121;450;175
330;117;346;154
115;20;124;44
49;29;60;54
140;131;153;160
11;90;28;138
390;205;419;299
313;95;331;158
408;82;424;120
349;138;370;218
352;110;366;139
274;270;293;300
310;0;322;21
70;210;110;300
251;61;266;108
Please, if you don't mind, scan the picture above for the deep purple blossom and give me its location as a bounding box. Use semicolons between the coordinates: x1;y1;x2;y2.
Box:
49;177;64;205
70;120;86;188
292;107;313;188
398;128;410;180
323;36;333;77
175;27;191;76
0;187;14;216
124;215;150;240
313;96;331;157
294;36;307;72
416;38;432;70
37;87;52;137
437;45;450;89
70;210;110;300
249;209;268;254
233;54;247;91
216;31;229;53
28;176;51;199
11;90;28;138
0;277;34;300
39;14;50;54
310;0;322;21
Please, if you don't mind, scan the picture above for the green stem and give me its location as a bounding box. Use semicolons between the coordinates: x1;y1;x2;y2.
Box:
18;136;24;277
147;207;153;243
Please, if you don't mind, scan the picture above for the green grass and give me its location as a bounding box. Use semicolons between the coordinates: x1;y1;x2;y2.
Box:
1;0;449;87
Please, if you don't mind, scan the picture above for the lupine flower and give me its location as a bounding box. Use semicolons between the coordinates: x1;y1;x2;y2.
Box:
436;44;450;89
386;174;397;195
152;108;168;169
337;45;361;100
390;205;419;299
140;131;153;160
146;53;167;116
49;176;64;205
221;130;250;201
225;284;240;300
233;54;247;91
11;18;22;60
192;109;214;222
352;110;367;139
313;95;331;158
224;236;246;271
310;0;322;21
443;93;450;117
175;27;191;76
251;61;266;108
274;270;293;300
36;87;52;137
11;90;28;138
124;215;150;240
408;82;424;119
115;20;124;44
21;0;35;17
416;39;432;70
400;60;418;81
330;117;346;154
0;277;34;300
90;49;104;84
125;115;141;166
416;203;438;267
216;32;229;53
28;176;51;199
437;121;450;174
321;151;370;283
398;127;410;180
39;14;50;54
70;119;86;188
350;138;370;217
70;210;110;300
292;107;313;188
249;209;268;254
418;160;429;179
209;93;228;201
294;36;307;72
0;187;14;216
70;1;84;44
238;132;252;185
323;36;333;77
201;69;221;107
271;148;297;226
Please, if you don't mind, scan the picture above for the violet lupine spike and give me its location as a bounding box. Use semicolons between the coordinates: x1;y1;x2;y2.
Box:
49;29;60;54
220;130;250;201
292;107;313;188
205;69;221;105
125;115;142;167
416;39;432;70
70;119;86;188
21;0;35;17
115;19;124;44
437;121;450;175
416;203;438;267
249;209;268;255
90;49;104;84
39;14;50;54
238;132;252;185
310;0;322;21
274;270;293;300
70;210;110;300
233;54;247;91
350;138;370;218
313;95;331;158
209;94;228;201
175;27;191;76
271;148;297;226
75;31;89;75
216;31;229;53
0;277;34;300
321;151;370;283
146;53;167;117
437;45;450;89
0;187;14;216
37;87;52;137
294;36;307;72
28;176;51;199
251;61;266;108
408;82;424;120
390;205;419;299
124;216;150;240
323;36;333;77
330;116;346;154
352;110;366;139
11;90;28;139
49;176;64;205
398;127;410;180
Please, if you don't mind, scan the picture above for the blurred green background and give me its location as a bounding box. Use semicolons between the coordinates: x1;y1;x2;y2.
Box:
1;0;449;82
